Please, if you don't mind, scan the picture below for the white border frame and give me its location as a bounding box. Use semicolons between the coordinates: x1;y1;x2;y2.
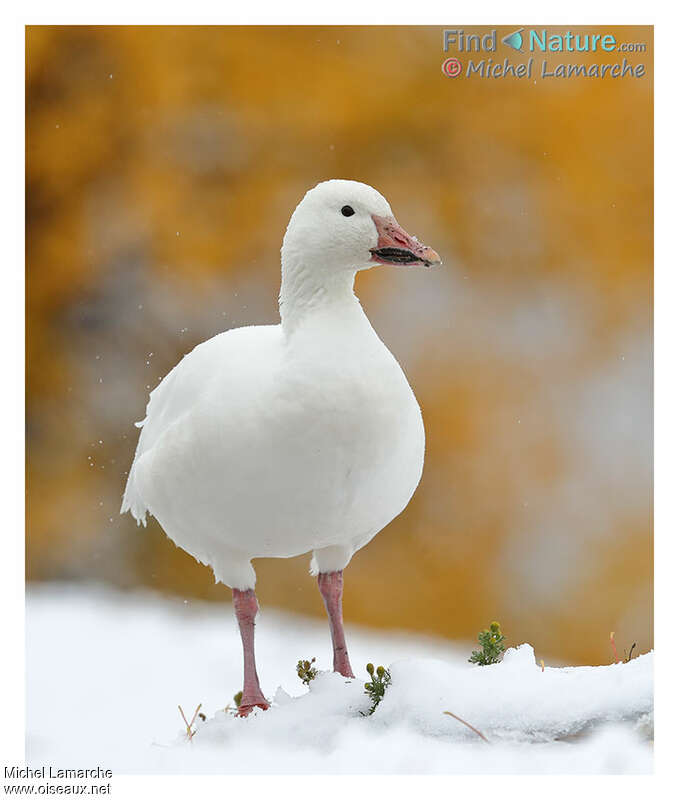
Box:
4;2;674;795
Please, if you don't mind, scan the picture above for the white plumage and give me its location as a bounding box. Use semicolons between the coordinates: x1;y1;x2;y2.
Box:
122;180;439;592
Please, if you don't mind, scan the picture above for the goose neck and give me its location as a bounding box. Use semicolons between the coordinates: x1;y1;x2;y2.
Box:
279;260;360;333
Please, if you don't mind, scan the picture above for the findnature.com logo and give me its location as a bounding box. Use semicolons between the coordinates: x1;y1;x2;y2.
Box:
442;28;648;80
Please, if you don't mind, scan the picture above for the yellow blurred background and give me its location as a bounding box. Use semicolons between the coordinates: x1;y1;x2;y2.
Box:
26;26;653;665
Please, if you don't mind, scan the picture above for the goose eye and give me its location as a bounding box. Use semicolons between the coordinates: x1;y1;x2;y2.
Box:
341;205;355;217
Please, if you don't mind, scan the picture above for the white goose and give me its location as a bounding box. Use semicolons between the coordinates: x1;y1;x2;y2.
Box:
122;180;440;715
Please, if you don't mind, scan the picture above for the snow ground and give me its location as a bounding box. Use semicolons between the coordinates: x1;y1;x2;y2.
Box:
26;583;653;774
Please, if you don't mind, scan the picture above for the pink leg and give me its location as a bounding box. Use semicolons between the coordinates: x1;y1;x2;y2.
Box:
232;588;270;717
318;571;355;678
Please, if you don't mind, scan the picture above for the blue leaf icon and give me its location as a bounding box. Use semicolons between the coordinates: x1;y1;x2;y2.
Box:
502;29;524;52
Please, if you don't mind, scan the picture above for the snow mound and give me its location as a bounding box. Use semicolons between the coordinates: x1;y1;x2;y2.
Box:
378;644;653;742
26;584;653;774
183;644;652;773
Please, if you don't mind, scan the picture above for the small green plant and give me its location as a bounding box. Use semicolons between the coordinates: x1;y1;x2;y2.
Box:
363;663;391;714
224;690;243;716
469;621;506;666
296;657;318;685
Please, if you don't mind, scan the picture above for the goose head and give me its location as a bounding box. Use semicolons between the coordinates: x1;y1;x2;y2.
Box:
281;179;441;276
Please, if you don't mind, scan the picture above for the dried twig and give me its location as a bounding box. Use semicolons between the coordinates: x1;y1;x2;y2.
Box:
539;659;545;673
625;642;637;663
178;703;202;741
443;711;489;743
610;631;620;664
